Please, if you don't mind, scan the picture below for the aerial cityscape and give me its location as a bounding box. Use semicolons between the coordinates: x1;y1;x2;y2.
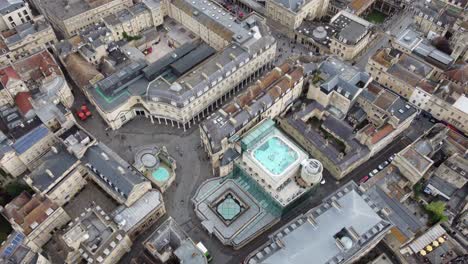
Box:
0;0;466;263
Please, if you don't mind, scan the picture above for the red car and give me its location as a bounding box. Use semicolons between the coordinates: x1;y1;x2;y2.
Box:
76;104;92;121
81;104;92;117
359;175;370;185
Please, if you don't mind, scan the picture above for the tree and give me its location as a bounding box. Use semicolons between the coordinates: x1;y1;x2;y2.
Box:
425;201;448;224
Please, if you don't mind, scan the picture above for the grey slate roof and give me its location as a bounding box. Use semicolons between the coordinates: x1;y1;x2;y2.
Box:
285;101;369;170
0;0;25;15
317;57;370;100
272;0;307;12
366;187;424;240
83;143;147;198
427;176;458;198
28;144;78;192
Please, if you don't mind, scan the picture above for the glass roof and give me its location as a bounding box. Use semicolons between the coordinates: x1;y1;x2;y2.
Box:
217;196;241;220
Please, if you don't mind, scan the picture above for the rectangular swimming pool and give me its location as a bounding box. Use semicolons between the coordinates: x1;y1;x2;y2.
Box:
252;136;299;176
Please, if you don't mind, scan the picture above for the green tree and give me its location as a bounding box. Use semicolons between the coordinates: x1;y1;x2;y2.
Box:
425;201;448;224
413;182;423;200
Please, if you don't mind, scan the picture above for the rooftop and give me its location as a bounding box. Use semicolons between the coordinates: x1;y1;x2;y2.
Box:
331;11;371;45
360;82;417;124
144;217;207;264
394;28;454;70
0;231;38;263
0;0;25;15
271;0;310;12
27;143;79;193
201;63;304;153
238;119;311;207
385;52;434;87
2;192;59;235
246;181;392;264
315;57;370;100
62;204;127;263
1;18;51;47
285;101;370;171
86;5;275;120
192;170;281;248
111;190;163;232
82;142;148;200
296;23;336;47
38;0;121;20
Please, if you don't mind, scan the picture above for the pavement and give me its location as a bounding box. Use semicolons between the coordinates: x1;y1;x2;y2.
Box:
354;8;414;69
64;8;431;263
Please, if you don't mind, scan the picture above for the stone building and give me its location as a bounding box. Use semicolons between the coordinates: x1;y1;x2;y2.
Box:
0;49;74;108
0;0;33;31
194;119;319;249
0;231;51;263
0;17;57;65
1;192;71;252
282;58;416;179
143;217;207;264
245;181;393;264
111;190;166;240
33;0;133;38
328;11;373;61
82;142;152;207
24;143;89;206
84;0;276;130
58;204;132;264
265;0;329;30
200;63;305;175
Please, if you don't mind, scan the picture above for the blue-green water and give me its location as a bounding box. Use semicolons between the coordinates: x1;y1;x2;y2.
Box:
152;167;170;182
253;136;298;175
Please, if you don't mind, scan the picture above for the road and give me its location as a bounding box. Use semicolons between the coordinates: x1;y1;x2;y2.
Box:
64;6;430;264
72;76;423;264
354;9;414;69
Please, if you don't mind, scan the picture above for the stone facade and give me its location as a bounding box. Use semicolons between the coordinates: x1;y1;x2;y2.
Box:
265;0;329;30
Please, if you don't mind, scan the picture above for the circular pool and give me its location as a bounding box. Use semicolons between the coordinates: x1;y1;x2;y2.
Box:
152;167;170;182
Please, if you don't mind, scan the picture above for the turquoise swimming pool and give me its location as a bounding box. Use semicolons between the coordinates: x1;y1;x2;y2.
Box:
152;167;170;182
253;136;298;175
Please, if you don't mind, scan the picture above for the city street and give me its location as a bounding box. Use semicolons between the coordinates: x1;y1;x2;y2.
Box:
74;83;425;264
354;8;414;69
66;4;429;263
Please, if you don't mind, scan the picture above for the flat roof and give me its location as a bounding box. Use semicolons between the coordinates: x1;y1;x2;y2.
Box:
331;11;371;45
192;175;280;248
144;217;207;264
453;95;468;114
111;190;162;232
247;182;392;264
39;0;122;20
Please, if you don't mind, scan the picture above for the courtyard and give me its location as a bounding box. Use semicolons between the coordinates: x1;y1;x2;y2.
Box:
365;10;388;24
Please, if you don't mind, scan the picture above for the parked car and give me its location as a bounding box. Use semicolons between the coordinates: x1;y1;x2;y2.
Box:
76;104;92;121
369;169;379;177
388;154;396;161
378;161;389;170
359;175;370;184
